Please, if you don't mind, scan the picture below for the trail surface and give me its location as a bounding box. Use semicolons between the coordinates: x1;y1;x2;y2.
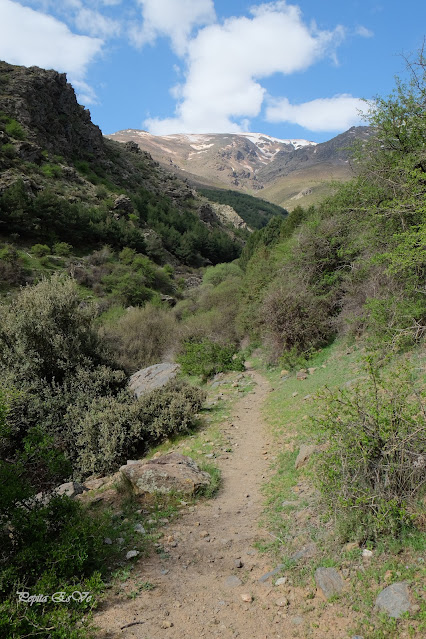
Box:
95;370;290;639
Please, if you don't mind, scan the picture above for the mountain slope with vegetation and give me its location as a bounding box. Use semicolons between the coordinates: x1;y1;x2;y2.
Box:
0;49;425;639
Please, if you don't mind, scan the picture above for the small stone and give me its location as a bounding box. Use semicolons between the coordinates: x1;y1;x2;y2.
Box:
292;392;298;398
314;567;344;599
117;537;125;545
375;582;412;618
362;549;373;558
241;593;253;602
134;523;146;534
225;576;242;588
205;453;214;458
352;636;364;639
296;371;308;381
303;394;312;401
275;577;288;586
200;530;209;538
161;620;174;629
308;368;316;375
126;550;139;560
275;598;289;607
295;444;317;469
104;537;113;545
235;559;244;568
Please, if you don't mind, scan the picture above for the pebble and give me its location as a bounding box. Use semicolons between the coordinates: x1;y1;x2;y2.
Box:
161;621;174;629
275;598;289;607
362;549;373;558
126;550;139;560
275;577;288;586
200;530;209;538
134;523;146;534
104;537;112;545
241;594;253;603
117;537;125;545
235;559;244;568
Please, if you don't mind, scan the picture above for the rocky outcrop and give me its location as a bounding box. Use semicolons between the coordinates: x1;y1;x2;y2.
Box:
120;453;211;495
129;362;181;398
209;202;248;230
0;61;103;160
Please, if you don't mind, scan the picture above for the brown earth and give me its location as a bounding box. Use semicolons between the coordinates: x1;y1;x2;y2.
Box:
94;370;355;639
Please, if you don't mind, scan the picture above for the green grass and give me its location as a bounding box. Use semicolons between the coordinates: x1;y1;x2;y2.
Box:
256;339;426;638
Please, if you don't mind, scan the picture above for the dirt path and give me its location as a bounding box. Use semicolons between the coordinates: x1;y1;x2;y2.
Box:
95;369;291;639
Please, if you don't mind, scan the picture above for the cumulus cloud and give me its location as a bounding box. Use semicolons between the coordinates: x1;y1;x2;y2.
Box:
265;94;369;131
0;0;103;102
130;0;216;55
145;1;345;134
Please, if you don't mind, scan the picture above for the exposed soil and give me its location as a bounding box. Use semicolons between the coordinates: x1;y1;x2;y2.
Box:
94;370;354;639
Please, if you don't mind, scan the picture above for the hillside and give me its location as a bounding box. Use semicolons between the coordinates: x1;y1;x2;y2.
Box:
0;61;249;301
106;127;372;210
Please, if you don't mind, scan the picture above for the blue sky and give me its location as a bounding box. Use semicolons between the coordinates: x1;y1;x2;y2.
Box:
0;0;425;142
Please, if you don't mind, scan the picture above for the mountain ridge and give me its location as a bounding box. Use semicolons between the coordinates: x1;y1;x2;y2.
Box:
106;126;372;209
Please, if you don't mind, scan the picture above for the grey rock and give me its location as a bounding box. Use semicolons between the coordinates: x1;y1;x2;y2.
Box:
295;444;317;469
234;560;244;568
291;543;317;561
129;362;181;398
258;564;285;583
120;452;211;496
117;537;125;544
224;576;242;588
126;550;139;560
315;567;344;599
375;582;412;618
55;481;85;499
134;523;146;534
104;537;113;545
275;577;288;586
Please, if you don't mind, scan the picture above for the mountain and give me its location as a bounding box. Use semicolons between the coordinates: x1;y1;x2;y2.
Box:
106;127;372;210
106;130;315;190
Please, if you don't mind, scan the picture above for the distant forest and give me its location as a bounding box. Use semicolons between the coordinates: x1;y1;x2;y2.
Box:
199;188;288;229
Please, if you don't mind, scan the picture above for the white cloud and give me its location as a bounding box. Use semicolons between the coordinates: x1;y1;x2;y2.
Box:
129;0;216;55
145;1;345;134
266;94;370;131
356;25;374;38
75;7;121;38
0;0;103;103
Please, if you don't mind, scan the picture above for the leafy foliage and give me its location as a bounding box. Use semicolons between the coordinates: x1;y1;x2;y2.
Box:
177;339;245;381
315;362;425;541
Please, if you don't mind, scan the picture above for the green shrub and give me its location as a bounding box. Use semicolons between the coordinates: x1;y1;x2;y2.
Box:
102;304;181;374
1;142;16;158
53;241;72;256
5;119;25;140
31;243;50;257
69;380;205;476
315;361;426;542
41;163;62;178
177;339;245;381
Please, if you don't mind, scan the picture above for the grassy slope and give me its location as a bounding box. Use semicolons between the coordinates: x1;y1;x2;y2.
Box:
255;340;425;639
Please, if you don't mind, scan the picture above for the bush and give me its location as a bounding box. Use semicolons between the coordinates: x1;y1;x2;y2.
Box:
315;361;426;541
53;241;72;256
5;119;25;140
177;339;245;381
31;243;50;257
102;304;181;373
69;380;206;476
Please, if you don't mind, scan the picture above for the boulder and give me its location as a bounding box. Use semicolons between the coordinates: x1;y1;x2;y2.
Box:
129;362;181;398
295;444;317;469
375;582;412;618
55;481;85;499
120;453;211;496
314;567;344;599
